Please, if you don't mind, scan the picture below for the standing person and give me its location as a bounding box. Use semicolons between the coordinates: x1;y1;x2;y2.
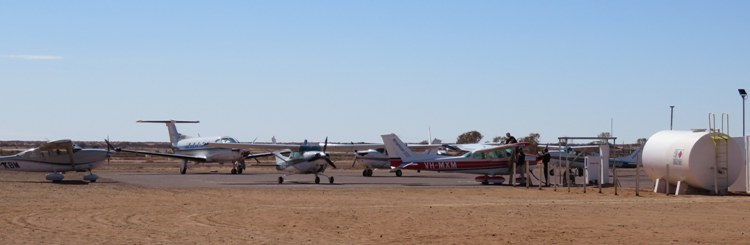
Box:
541;147;551;187
517;148;526;172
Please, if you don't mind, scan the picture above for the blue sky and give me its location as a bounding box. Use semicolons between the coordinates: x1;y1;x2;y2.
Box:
1;1;748;144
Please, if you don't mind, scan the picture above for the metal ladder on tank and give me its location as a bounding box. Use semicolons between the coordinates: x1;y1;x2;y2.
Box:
709;113;730;195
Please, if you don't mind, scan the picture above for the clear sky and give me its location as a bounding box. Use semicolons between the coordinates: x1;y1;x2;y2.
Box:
1;1;748;144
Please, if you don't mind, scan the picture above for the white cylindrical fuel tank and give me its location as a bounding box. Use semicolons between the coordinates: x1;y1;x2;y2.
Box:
642;130;742;191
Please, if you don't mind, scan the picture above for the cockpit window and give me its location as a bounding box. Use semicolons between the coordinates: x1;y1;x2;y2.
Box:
218;137;239;143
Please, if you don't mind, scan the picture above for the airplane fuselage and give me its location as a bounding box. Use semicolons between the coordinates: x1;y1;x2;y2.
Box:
0;149;109;172
389;157;528;176
173;136;245;163
276;151;329;174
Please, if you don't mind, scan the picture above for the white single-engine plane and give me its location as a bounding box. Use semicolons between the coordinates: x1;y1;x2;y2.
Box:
0;139;111;182
112;120;272;175
208;138;381;184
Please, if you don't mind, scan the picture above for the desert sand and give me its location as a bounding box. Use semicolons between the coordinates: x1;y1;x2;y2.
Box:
1;163;749;244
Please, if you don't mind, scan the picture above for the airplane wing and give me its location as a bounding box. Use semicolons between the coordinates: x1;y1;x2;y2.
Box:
38;139;75;163
323;143;385;152
404;144;443;152
207;143;306;152
206;142;384;152
471;142;528;154
115;148;208;162
245;152;275;159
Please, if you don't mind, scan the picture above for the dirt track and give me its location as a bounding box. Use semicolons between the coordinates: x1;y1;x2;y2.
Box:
1;165;749;244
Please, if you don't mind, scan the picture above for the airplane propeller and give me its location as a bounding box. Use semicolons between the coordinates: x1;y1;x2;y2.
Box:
322;137;337;169
351;152;359;168
104;137;114;164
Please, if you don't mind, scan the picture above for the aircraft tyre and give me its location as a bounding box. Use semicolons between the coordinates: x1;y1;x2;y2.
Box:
329;176;334;184
315;176;320;184
577;168;584;177
180;162;188;175
237;167;243;174
363;169;373;177
278;176;284;184
83;173;99;183
231;168;238;175
395;170;403;177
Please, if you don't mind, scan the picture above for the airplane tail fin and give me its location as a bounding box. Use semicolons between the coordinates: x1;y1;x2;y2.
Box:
137;120;199;147
625;146;643;162
272;150;292;167
381;133;418;161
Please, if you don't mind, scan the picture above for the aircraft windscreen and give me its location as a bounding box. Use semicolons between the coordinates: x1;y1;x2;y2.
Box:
218;137;239;143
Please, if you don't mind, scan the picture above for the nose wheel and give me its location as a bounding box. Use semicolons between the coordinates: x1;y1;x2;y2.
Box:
315;176;320;184
329;176;334;184
395;169;403;177
278;176;284;184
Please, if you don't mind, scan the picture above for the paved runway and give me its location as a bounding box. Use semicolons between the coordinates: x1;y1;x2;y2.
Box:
100;168;654;189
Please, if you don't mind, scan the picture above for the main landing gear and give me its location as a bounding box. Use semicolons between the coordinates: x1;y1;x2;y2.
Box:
277;175;335;184
362;169;374;177
231;161;246;175
395;169;403;177
180;161;188;174
83;169;99;183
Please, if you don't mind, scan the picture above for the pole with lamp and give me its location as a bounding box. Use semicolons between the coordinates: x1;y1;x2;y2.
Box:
739;89;748;193
670;106;675;130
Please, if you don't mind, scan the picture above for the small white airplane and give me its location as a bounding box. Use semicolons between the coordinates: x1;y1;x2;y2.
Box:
112;120;272;175
382;133;536;185
208;138;381;184
352;141;443;177
0;139;111;182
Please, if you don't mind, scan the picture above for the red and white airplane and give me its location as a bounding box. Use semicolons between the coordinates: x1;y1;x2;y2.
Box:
382;133;537;185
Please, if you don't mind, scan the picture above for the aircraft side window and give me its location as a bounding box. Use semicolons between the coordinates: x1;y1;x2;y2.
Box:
473;152;484;159
487;151;498;159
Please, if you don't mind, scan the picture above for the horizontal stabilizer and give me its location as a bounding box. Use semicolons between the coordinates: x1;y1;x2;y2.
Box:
137;120;200;124
390;162;415;172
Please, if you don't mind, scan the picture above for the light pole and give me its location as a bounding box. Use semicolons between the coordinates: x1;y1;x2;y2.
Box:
739;89;748;193
670;106;675;130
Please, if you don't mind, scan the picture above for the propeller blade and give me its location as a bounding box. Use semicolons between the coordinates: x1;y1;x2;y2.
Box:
323;137;328;153
104;138;113;164
324;156;337;169
351;154;358;168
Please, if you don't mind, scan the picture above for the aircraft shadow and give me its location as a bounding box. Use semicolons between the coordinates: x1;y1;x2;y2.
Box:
0;179;88;185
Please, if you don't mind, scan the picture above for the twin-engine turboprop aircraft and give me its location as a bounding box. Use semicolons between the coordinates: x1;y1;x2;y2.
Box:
207;138;382;184
0;140;111;182
112;120;272;175
382;133;536;185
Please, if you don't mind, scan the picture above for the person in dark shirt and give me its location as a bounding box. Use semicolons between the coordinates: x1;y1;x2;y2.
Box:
541;147;551;187
504;132;517;144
